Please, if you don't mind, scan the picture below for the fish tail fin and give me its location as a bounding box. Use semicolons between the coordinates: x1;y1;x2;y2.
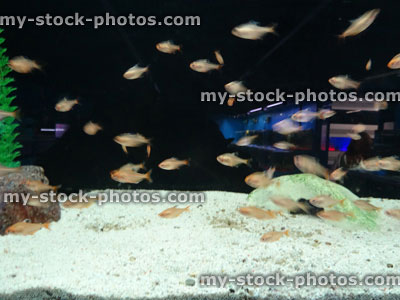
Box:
354;82;361;89
52;185;62;192
146;144;151;158
178;45;183;53
284;229;289;236
145;169;153;183
185;158;190;166
246;158;252;167
184;205;190;211
270;23;279;36
13;109;22;121
43;223;51;230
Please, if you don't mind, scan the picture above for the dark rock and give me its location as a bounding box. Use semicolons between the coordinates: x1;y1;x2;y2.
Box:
0;166;60;235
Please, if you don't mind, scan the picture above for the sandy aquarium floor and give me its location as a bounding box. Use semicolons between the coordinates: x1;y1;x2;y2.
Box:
1;190;400;300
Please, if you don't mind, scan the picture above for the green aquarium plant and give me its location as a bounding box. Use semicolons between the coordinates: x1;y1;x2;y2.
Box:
0;28;21;168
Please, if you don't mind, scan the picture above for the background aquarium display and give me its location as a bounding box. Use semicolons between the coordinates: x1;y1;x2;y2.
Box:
1;0;400;300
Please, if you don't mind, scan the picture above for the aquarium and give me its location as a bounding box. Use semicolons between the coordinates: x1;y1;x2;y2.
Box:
1;1;400;299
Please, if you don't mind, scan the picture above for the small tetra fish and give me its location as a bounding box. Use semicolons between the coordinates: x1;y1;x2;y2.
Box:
158;158;189;170
119;162;146;172
309;195;344;208
328;76;360;90
110;169;152;184
352;124;366;133
83;121;102;135
245;168;275;188
0;164;21;177
5;221;50;235
239;206;277;220
216;153;251;167
330;168;347;181
385;209;400;220
55;98;79;112
214;50;224;65
260;230;289;242
156;40;181;54
232;21;277;40
24;180;61;193
291;110;317;123
189;59;222;73
159;206;190;218
378;156;400;171
273;141;296;150
338;9;380;39
123;64;149;79
8;56;41;73
317;210;354;221
114;133;151;154
0;109;20;121
387;54;400;69
294;155;329;179
235;135;258;146
317;109;336;120
272;119;303;135
360;157;380;171
224;81;247;95
365;59;372;71
26;195;51;208
62;194;102;209
353;200;381;212
270;196;309;213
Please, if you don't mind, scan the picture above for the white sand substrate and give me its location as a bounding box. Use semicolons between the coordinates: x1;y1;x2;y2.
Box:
0;190;400;300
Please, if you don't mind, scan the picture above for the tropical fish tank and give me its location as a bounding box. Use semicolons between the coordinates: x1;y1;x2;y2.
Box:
1;1;400;299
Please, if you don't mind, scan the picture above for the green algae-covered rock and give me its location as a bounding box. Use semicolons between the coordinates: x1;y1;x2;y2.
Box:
247;174;379;230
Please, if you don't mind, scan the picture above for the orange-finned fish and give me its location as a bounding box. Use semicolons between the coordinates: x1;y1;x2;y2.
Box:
118;162;146;172
338;9;380;39
227;97;236;106
217;153;251;167
232;22;278;40
110;169;152;184
294;155;329;179
83;121;102;135
260;230;289;242
270;195;309;213
388;54;400;69
291;110;317;123
273;141;296;150
114;133;151;154
62;194;103;209
385;209;400;220
158;206;190;218
245;168;275;188
0;109;20;121
353;200;381;212
317;109;336;120
328;76;360;90
272;119;303;135
24;180;61;193
8;56;41;73
378;156;400;171
123;64;149;79
190;59;222;73
158;158;189;170
235;135;258;146
330;168;347;181
224;81;247;95
214;50;224;65
156;41;181;54
55;98;79;112
5;222;50;235
0;164;21;177
317;210;354;221
309;195;344;208
360;157;380;171
365;59;372;71
238;206;277;220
